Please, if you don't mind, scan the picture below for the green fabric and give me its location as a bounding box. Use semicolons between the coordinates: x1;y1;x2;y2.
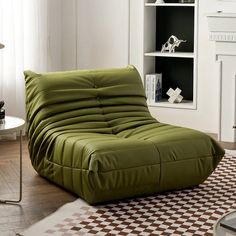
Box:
24;65;225;204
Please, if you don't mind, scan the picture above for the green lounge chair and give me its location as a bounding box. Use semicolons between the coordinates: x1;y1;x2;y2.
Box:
24;65;224;204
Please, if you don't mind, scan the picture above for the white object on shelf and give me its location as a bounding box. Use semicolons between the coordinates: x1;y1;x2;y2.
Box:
145;75;151;103
155;0;165;3
166;88;184;104
145;74;153;103
154;74;162;102
145;73;162;103
161;35;187;53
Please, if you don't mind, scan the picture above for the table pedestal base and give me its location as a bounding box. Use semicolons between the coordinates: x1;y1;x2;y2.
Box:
0;130;22;204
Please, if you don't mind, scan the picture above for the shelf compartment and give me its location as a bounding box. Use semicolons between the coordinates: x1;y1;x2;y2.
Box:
145;3;195;7
155;57;194;100
145;51;194;58
148;99;194;109
156;7;194;53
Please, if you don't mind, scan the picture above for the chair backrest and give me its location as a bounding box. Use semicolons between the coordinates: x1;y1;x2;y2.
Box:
24;65;154;139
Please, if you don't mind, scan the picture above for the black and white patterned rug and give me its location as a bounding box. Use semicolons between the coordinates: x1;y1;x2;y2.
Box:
21;154;236;236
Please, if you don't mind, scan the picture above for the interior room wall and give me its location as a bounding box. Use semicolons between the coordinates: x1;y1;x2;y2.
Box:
76;0;129;70
61;0;78;71
34;0;79;72
24;0;65;72
23;0;63;72
47;0;63;72
47;0;78;71
0;0;64;123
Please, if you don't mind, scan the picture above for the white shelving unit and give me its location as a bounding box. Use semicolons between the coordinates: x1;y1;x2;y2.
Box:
143;0;198;110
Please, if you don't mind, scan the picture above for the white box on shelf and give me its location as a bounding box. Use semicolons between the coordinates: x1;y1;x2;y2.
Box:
145;73;162;104
154;74;162;103
145;74;151;103
151;75;155;102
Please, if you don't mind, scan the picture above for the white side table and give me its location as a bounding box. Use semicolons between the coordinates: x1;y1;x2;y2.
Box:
214;211;236;236
0;116;25;204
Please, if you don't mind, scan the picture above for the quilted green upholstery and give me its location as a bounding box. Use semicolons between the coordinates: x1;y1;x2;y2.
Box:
24;65;224;204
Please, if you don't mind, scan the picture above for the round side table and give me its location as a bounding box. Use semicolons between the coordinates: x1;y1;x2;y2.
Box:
0;116;25;204
214;211;236;236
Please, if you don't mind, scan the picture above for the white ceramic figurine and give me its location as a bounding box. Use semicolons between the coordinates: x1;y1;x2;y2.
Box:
161;35;186;53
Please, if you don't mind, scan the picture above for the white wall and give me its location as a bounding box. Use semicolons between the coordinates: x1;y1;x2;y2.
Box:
130;0;236;134
24;0;64;72
48;0;63;71
76;0;129;70
61;0;78;70
25;0;129;72
47;0;78;71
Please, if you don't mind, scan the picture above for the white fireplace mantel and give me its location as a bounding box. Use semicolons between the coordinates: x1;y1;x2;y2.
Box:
207;12;236;143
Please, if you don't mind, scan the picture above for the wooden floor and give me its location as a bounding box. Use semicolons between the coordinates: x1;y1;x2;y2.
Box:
0;139;76;236
0;137;235;236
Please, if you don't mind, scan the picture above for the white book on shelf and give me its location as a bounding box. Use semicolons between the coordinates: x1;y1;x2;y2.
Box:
145;73;162;104
150;74;156;103
145;75;149;102
145;74;151;103
154;73;162;103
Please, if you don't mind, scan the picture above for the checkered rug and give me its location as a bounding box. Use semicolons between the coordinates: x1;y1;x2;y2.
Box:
21;154;236;236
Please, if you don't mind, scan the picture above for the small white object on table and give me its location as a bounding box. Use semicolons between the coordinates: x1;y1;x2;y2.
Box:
213;211;236;236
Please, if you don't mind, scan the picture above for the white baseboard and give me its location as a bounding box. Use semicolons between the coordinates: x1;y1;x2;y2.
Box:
225;149;236;156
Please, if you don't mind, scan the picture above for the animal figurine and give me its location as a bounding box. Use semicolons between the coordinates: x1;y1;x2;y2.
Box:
161;35;186;53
